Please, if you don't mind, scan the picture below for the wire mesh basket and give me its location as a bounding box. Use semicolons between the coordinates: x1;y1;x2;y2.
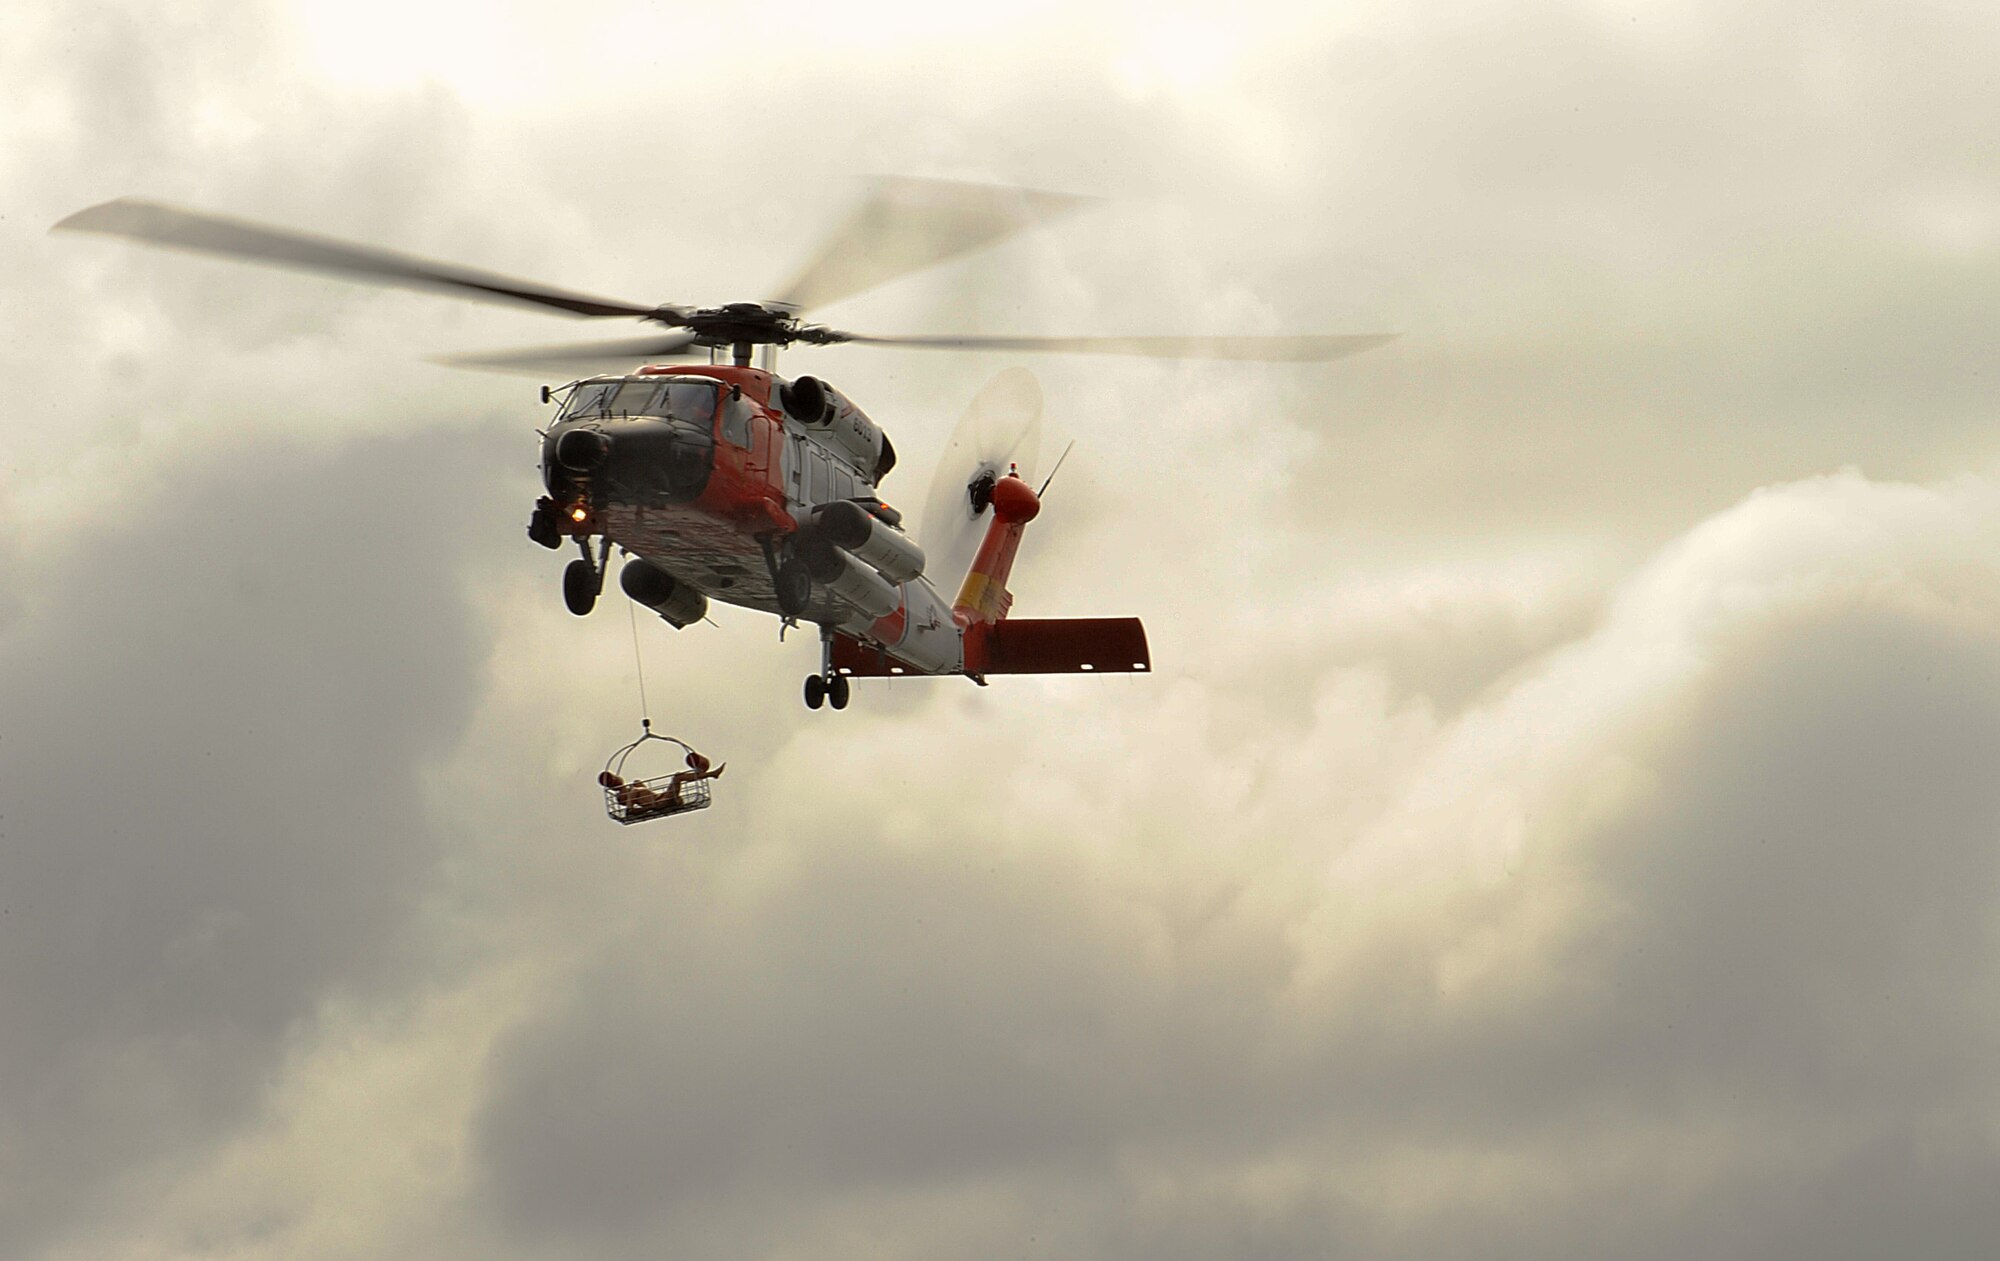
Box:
600;723;718;825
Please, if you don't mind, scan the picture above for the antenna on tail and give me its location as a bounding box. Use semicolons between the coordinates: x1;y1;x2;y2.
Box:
1037;441;1075;498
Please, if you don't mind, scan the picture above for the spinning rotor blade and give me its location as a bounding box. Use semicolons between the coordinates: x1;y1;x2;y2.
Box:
920;367;1044;594
833;331;1399;362
432;332;703;374
773;176;1092;314
53;197;662;319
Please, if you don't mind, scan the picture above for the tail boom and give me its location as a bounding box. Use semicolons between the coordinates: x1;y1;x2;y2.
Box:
827;469;1150;681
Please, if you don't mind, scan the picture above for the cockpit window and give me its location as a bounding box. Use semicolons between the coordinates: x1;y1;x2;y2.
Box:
563;378;719;423
615;380;669;415
564;381;617;416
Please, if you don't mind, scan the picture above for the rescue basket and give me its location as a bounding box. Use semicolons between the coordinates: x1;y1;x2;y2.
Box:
599;723;719;824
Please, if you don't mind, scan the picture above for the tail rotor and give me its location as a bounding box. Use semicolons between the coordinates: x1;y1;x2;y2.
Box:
917;367;1044;592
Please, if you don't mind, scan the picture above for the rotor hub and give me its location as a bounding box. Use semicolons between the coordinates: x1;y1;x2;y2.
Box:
659;303;794;348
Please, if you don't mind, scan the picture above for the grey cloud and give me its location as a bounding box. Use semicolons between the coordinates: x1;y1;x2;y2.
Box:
1551;610;2000;1116
992;4;2000;543
11;2;2000;1258
459;470;2000;1260
0;422;516;1253
472;841;1169;1237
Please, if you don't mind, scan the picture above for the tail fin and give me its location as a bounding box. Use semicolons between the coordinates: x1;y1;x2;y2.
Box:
947;470;1152;677
953;470;1039;625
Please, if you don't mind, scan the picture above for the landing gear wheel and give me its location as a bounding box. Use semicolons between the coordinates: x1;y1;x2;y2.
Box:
776;555;812;617
828;673;851;710
563;558;598;616
804;674;827;710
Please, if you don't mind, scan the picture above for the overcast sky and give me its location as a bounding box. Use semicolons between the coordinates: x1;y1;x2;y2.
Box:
7;1;2000;1257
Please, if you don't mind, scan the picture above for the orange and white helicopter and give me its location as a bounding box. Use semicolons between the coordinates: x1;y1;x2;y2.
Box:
55;179;1391;711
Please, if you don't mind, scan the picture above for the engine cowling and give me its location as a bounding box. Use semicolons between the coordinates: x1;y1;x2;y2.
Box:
804;535;900;620
619;558;707;628
779;375;893;482
779;375;832;425
812;499;925;584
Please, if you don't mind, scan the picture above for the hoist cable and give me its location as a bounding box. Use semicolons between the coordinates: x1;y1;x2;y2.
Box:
626;597;652;728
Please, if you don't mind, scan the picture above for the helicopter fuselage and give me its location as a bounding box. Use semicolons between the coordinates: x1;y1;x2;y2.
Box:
536;364;966;675
49;178;1368;712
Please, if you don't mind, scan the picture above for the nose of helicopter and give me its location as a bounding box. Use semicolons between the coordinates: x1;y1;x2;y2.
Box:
542;416;716;504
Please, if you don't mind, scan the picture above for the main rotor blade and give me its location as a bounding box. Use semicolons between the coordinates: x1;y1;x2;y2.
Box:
431;332;703;374
830;331;1400;362
53;197;661;319
772;176;1093;314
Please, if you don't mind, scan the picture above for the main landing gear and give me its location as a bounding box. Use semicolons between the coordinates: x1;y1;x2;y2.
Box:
804;626;851;711
564;534;611;616
758;534;812;619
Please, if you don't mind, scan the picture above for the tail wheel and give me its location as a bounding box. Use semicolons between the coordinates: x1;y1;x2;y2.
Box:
828;673;850;710
563;558;598;616
803;674;827;710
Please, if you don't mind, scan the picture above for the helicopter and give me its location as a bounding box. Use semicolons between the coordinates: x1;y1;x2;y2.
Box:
54;178;1393;712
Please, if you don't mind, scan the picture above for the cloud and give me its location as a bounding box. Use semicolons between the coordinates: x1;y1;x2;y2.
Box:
426;470;2000;1260
12;3;2000;1258
0;422;517;1255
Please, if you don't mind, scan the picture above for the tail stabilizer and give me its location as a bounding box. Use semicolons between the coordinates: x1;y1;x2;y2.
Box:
832;617;1151;678
966;617;1150;676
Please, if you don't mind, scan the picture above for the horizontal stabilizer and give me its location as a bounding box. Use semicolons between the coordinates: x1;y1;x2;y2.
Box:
830;617;1152;679
975;616;1150;675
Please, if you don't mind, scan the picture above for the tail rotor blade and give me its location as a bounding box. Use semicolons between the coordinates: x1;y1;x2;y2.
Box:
919;367;1044;591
